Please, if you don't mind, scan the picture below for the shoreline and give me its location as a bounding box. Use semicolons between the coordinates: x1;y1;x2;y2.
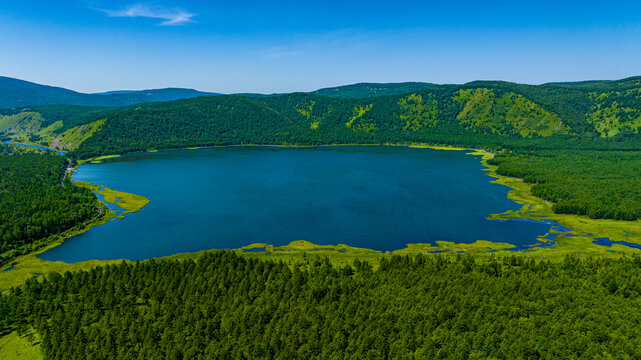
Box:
0;203;120;291
3;142;641;290
56;142;641;255
77;141;476;162
0;180;150;291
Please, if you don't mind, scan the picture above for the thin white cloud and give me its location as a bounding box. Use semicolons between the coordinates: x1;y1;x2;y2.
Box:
261;48;303;59
102;4;195;26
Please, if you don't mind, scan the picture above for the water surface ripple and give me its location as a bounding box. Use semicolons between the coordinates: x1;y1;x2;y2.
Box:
40;146;555;262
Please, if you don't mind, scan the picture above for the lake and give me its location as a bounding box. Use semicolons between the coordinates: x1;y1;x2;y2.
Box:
39;146;558;262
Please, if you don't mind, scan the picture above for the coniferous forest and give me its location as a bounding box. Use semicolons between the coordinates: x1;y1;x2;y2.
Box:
0;153;97;259
2;252;641;359
489;150;641;220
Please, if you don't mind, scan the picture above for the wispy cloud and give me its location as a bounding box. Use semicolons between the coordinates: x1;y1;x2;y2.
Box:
101;4;195;26
261;48;303;59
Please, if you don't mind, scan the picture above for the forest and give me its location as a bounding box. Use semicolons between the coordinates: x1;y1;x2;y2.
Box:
5;76;641;157
311;82;436;98
489;150;641;220
0;152;97;262
2;252;641;359
69;87;641;160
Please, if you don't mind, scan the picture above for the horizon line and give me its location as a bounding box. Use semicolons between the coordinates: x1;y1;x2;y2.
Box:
3;74;639;95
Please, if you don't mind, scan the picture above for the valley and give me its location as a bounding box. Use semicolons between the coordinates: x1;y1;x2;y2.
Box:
3;77;641;359
4;3;641;357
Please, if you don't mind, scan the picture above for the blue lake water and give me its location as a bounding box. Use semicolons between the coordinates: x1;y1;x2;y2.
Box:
2;140;66;155
40;146;558;262
593;238;641;250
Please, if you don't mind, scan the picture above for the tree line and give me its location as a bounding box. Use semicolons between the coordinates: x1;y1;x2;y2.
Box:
490;150;641;220
0;153;98;262
2;252;641;359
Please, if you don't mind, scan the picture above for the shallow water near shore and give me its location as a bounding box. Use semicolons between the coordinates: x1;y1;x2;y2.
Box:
40;146;558;262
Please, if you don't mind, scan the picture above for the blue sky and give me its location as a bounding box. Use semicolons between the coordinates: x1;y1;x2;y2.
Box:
1;1;640;93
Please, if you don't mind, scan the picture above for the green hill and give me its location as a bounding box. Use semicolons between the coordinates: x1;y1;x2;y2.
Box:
542;80;608;86
585;78;641;137
70;80;630;158
3;77;641;159
0;77;641;156
5;77;641;152
453;88;568;137
0;105;128;150
312;82;435;98
0;76;219;108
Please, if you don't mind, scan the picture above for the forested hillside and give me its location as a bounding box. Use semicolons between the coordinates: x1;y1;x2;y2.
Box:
68;77;641;156
72;95;306;157
312;82;435;98
2;252;641;359
0;105;121;150
67;86;586;158
0;142;44;155
0;105;119;133
4;77;641;224
0;154;97;261
5;77;641;157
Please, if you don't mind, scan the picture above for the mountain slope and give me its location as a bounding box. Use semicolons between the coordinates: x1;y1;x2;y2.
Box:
91;88;220;103
313;82;435;98
71;85;585;158
0;104;129;147
542;80;608;86
0;76;219;108
453;88;568;136
4;76;641;157
583;77;641;137
74;95;305;157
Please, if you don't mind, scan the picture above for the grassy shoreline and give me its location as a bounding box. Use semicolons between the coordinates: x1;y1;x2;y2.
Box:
75;141;474;160
237;147;641;264
73;181;150;215
3;143;641;291
0;205;121;291
0;181;149;291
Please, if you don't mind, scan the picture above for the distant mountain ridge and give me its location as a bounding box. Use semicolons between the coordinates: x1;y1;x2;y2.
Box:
0;76;220;108
542;80;608;87
0;77;440;109
312;82;436;98
91;88;218;102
